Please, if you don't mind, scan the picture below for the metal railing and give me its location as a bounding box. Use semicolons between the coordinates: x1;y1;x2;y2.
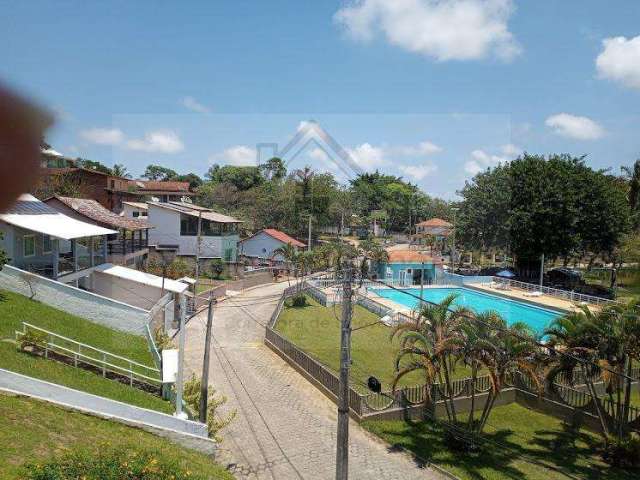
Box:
107;238;148;255
16;322;162;388
482;277;618;306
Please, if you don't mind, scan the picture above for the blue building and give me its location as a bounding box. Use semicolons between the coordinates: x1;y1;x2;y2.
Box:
377;250;443;286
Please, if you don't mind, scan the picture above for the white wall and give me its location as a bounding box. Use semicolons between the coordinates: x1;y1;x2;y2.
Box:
240;232;287;261
147;205;237;258
122;204;147;219
91;271;163;310
0;222;15;260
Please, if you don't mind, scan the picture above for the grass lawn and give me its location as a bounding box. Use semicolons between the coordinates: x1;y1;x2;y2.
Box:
276;295;471;392
363;402;635;480
0;393;232;479
0;289;171;413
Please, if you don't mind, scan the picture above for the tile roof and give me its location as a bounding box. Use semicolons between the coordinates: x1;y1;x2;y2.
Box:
148;201;242;224
243;228;305;248
132;180;191;192
49;196;151;230
416;218;452;228
386;250;441;264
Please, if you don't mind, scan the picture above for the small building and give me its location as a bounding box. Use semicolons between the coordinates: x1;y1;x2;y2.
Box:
377;250;443;286
415;218;452;237
238;229;305;264
121;201;148;219
0;194;116;283
147;201;241;261
44;196;151;268
121;180;193;204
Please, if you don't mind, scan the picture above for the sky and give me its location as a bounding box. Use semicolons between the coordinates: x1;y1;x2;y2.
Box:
2;0;639;199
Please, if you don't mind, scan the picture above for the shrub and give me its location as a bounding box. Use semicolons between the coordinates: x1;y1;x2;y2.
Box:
22;445;205;479
289;293;308;308
183;374;236;441
602;434;640;469
19;329;48;352
210;259;225;279
153;326;174;352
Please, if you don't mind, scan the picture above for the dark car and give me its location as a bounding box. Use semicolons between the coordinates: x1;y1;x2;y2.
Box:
546;268;583;289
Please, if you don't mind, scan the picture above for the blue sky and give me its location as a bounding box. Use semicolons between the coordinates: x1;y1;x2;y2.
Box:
2;0;639;199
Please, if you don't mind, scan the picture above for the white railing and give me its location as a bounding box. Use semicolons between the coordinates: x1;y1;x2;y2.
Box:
483;277;618;306
16;323;162;387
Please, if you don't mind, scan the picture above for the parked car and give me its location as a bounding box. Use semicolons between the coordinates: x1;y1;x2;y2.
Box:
546;268;583;289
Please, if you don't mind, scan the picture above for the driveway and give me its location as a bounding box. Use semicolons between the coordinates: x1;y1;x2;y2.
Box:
184;282;443;479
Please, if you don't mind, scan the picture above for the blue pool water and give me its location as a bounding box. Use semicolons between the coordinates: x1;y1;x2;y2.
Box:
370;287;560;334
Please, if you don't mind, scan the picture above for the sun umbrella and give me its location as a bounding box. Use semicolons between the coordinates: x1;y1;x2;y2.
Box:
496;270;515;278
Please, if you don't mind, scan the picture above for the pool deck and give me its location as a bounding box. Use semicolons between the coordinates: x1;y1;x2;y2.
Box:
362;283;600;316
466;283;600;313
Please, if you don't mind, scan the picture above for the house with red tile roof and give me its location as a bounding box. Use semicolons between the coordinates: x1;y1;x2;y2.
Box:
238;228;305;264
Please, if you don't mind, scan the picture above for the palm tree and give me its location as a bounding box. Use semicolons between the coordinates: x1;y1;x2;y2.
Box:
273;243;298;287
112;163;131;178
545;307;611;437
391;294;468;423
458;312;502;428
477;321;537;433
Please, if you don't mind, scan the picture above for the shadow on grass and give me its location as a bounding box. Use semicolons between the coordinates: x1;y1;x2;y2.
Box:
370;418;637;480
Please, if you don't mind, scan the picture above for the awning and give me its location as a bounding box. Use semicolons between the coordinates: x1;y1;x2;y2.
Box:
94;263;189;294
0;194;117;240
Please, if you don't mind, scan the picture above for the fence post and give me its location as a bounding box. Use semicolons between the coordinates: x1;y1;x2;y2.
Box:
102;353;106;377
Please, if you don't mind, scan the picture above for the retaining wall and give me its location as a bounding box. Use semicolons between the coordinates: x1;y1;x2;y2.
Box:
0;265;150;334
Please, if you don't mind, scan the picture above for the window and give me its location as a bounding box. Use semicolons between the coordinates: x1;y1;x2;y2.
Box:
180;215;198;236
110;179;115;189
42;234;52;253
23;235;36;257
133;211;139;218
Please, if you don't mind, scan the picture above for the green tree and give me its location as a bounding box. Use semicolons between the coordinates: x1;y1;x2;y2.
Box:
76;158;112;174
143;164;178;181
259;157;287;181
205;164;263;191
621;159;640;229
0;232;8;270
172;173;203;190
111;163;130;178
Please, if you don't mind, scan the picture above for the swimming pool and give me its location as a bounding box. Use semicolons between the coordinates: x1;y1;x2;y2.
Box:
370;287;561;334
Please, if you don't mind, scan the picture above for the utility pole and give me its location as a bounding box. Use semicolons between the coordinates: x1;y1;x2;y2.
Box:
199;296;215;423
308;215;312;252
175;293;187;419
194;210;203;296
539;253;545;288
336;263;353;480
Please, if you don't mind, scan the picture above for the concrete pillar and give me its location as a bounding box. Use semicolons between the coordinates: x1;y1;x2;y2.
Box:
72;239;78;273
52;238;59;278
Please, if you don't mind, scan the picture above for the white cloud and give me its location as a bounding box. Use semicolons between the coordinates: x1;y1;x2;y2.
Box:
596;35;640;89
210;145;257;166
126;130;184;153
545;113;604;140
181;96;212;114
398;163;438;180
500;143;522;157
346;143;388;169
394;140;442;156
334;0;521;62
80;127;124;146
464;149;508;174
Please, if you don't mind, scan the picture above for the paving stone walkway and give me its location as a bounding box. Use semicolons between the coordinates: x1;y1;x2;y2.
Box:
184;282;444;479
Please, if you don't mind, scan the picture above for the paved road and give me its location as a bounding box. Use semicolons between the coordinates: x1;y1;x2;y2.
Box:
184;282;443;480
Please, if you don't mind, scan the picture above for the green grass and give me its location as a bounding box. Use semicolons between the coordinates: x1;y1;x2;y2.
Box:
0;393;232;479
275;295;471;392
363;403;636;480
0;289;171;413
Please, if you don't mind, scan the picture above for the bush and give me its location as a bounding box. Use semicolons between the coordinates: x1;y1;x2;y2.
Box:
19;329;48;352
209;259;225;279
289;293;308;308
183;374;236;441
153;326;174;352
602;434;640;469
23;445;205;479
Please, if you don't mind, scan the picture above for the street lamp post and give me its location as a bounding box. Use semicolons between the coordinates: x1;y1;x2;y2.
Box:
450;208;459;273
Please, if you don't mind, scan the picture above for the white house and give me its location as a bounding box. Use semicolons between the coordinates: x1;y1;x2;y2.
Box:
147;201;242;261
121;201;148;219
238;228;305;264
